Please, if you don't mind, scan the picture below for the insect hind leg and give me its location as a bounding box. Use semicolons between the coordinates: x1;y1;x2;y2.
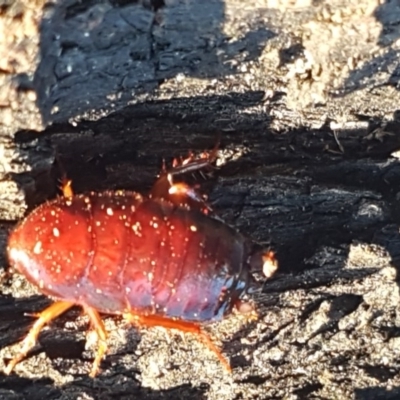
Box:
4;301;74;375
123;312;231;372
150;143;219;213
55;153;74;198
84;307;108;377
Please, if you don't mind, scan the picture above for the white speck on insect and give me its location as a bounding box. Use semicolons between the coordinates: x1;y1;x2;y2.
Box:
132;222;142;236
33;241;42;254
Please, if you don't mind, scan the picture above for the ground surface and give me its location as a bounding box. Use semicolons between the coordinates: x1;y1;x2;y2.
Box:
1;0;400;399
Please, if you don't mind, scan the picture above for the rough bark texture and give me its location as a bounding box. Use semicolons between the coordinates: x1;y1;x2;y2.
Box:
1;0;400;399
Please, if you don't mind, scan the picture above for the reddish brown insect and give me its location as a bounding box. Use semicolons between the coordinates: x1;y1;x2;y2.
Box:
4;148;277;377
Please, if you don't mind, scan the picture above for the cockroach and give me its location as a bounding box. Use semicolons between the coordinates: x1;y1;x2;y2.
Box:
4;146;277;377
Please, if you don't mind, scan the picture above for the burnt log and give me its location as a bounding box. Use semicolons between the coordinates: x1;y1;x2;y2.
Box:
1;0;400;399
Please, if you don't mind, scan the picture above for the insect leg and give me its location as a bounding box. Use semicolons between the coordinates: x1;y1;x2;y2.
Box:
60;177;74;198
4;301;74;375
55;153;74;198
84;307;108;378
150;143;218;212
124;312;231;372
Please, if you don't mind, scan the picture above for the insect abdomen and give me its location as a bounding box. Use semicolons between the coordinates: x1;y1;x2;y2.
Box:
9;192;252;322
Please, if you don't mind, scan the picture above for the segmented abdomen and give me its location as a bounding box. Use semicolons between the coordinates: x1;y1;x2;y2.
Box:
13;191;252;322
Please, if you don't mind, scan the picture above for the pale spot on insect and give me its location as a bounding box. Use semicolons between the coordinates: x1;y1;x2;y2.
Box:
96;288;102;294
151;260;156;266
50;210;56;216
33;241;42;254
108;271;113;276
31;268;40;280
148;272;154;281
132;222;142;236
114;239;119;245
190;225;197;232
125;287;131;293
39;280;44;289
53;227;60;237
95;221;101;227
106;207;113;216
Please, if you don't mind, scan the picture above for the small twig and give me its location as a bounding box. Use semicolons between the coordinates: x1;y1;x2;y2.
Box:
333;130;344;153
